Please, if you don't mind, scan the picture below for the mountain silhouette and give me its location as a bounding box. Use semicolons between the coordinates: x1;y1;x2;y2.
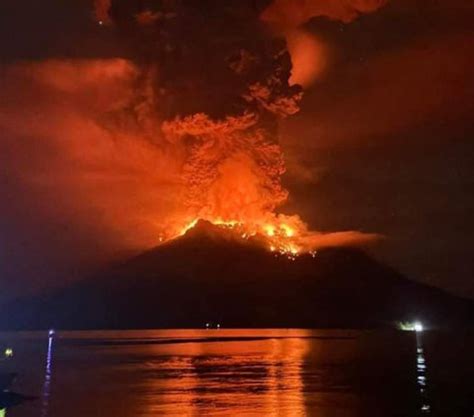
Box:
2;221;473;329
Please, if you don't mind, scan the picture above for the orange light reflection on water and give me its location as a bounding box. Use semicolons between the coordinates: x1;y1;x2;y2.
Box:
137;329;310;416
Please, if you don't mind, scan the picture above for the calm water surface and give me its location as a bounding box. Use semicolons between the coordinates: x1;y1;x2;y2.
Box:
0;329;473;416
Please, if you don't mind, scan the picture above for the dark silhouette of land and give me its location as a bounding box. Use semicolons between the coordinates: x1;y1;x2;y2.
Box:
2;221;473;330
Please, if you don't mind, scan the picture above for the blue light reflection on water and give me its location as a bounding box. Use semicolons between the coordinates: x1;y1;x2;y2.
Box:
416;332;431;414
41;332;54;417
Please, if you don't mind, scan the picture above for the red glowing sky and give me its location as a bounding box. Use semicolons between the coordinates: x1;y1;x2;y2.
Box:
0;0;473;300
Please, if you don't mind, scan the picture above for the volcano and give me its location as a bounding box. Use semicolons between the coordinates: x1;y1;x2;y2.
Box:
2;221;473;330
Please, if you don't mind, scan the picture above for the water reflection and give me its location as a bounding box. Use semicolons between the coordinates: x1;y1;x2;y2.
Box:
41;332;54;417
416;333;430;414
139;331;310;416
6;329;458;417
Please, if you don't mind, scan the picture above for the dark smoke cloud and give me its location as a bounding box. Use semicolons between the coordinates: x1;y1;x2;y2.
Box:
283;32;474;148
261;0;388;29
0;0;388;298
1;0;473;300
260;0;388;89
277;0;474;297
90;0;381;246
90;0;306;228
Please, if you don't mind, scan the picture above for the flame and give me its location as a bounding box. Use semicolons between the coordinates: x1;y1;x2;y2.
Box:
165;209;380;259
58;3;381;259
180;219;199;236
170;214;311;258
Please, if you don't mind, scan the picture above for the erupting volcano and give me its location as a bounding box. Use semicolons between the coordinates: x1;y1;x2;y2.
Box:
91;0;379;255
2;0;473;329
3;217;473;330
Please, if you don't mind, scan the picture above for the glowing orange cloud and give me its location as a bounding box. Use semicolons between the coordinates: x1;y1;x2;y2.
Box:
0;58;379;259
286;29;329;87
0;59;184;251
0;1;384;269
261;0;388;30
261;0;387;89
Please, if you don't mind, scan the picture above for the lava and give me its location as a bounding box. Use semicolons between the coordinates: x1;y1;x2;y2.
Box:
172;215;320;258
176;216;304;257
87;1;381;255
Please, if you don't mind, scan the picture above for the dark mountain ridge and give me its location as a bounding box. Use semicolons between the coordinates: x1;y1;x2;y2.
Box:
2;221;473;330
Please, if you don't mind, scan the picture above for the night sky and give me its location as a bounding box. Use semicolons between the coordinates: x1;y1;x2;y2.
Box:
1;0;473;302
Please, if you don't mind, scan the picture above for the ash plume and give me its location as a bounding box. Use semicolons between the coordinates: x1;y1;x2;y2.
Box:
90;0;385;246
96;0;306;235
0;0;387;294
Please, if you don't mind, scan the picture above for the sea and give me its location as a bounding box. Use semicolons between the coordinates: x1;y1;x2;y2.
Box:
0;329;473;417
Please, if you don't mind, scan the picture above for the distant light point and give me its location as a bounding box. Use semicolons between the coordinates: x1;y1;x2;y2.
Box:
414;322;423;332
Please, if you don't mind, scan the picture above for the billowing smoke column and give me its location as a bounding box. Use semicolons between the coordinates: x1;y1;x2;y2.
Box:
94;1;302;242
91;0;382;252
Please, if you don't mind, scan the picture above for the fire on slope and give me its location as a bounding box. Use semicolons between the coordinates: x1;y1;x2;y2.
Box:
170;214;379;259
86;0;382;256
177;216;305;257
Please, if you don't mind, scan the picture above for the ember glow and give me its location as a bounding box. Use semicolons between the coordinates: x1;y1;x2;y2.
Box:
87;0;381;255
176;216;306;256
0;0;383;281
173;214;379;257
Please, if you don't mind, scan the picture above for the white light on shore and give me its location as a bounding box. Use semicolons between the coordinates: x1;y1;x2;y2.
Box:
414;322;423;332
397;321;425;332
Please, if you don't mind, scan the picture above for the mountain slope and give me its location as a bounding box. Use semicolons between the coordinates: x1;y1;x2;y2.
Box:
2;221;473;329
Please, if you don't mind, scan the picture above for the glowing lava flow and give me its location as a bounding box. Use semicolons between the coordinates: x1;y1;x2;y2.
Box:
171;216;318;259
162;212;380;259
86;2;381;257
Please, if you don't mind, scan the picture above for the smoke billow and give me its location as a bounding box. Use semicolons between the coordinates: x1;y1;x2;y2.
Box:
261;0;388;29
0;59;184;249
0;0;388;293
261;0;388;88
89;0;385;245
90;0;310;238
